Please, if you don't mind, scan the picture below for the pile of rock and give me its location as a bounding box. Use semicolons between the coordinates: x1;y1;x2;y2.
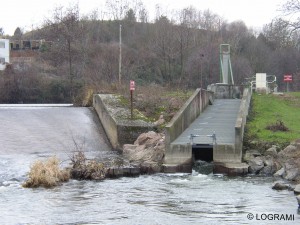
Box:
122;131;165;173
244;142;300;182
244;145;281;176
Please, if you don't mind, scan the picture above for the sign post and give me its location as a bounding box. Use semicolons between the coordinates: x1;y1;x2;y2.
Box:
283;75;292;92
130;80;135;119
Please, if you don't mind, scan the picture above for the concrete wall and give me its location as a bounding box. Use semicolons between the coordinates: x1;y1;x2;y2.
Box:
93;94;119;149
93;94;154;150
234;87;251;160
213;144;240;163
213;88;251;163
208;83;243;99
164;89;214;167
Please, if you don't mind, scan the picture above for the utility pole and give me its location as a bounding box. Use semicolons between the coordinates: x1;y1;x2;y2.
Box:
119;24;122;85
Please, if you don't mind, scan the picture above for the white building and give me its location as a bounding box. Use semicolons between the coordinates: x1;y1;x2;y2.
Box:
0;39;10;70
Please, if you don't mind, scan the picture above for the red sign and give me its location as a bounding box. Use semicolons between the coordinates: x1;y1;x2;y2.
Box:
130;80;135;91
284;75;292;82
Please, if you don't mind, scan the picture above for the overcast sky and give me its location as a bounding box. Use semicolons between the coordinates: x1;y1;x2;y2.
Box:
1;0;288;35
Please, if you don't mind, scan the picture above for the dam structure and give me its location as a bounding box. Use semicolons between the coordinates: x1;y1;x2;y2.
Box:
163;84;251;175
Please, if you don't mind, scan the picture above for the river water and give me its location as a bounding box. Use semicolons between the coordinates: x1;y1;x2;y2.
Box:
0;105;299;225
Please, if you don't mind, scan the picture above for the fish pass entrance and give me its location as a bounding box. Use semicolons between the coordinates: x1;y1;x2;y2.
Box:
192;144;213;162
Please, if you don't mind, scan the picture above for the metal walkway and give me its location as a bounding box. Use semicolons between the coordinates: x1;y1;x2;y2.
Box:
171;99;241;146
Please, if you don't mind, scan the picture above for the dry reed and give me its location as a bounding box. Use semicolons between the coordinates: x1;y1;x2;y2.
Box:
22;156;70;188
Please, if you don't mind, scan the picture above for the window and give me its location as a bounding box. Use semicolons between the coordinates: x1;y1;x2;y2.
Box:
0;41;5;48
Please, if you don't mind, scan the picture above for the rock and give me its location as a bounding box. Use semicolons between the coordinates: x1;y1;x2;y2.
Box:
169;98;181;109
272;181;292;191
153;114;165;126
123;144;146;155
278;144;300;160
275;144;300;181
260;155;281;176
123;131;165;173
243;150;261;162
284;169;299;181
296;195;300;205
274;167;285;177
243;152;254;162
123;144;139;154
265;145;278;157
248;156;264;174
283;159;300;181
294;184;300;195
134;131;162;147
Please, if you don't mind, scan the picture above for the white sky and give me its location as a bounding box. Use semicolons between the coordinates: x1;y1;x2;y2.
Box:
1;0;288;35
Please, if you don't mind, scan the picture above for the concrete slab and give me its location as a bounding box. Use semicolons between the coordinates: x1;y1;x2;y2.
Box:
213;162;249;176
171;99;241;145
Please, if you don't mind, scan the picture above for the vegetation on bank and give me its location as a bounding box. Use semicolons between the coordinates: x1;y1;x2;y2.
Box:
99;85;192;125
245;92;300;149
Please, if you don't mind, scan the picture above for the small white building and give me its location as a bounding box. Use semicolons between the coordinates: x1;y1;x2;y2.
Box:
0;39;10;70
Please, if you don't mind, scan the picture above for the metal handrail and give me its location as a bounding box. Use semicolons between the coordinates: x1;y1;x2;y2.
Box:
189;132;217;145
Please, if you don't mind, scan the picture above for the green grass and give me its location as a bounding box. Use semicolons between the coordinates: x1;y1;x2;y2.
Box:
246;92;300;146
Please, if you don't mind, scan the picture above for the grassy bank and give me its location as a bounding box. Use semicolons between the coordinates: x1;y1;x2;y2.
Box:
246;92;300;148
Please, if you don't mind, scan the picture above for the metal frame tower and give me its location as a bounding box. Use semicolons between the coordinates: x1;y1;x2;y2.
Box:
220;44;234;84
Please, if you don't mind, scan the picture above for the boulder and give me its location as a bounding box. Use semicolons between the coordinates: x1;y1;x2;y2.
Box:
260;155;281;176
248;156;264;174
275;143;300;181
243;150;262;162
123;131;165;173
272;181;292;191
294;184;300;195
274;167;285;177
134;131;162;147
278;144;300;160
283;158;300;181
265;145;278;157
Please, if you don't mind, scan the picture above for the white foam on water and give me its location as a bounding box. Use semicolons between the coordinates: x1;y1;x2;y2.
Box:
169;178;190;184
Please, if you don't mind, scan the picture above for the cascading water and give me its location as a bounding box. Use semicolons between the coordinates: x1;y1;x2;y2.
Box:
193;160;214;175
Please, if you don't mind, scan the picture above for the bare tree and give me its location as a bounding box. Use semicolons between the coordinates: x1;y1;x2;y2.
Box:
105;0;129;20
281;0;300;31
44;4;85;101
262;18;295;49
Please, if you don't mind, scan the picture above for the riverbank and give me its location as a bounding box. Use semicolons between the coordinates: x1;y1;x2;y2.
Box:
243;92;300;193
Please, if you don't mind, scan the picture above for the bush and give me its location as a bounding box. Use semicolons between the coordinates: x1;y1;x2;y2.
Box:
22;156;70;188
70;151;106;180
266;120;289;132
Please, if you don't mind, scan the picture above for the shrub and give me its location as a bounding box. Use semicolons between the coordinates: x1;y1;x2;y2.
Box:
70;151;106;180
22;156;70;188
266;120;289;132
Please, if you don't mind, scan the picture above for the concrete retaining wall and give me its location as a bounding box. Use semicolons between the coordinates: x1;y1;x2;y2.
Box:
234;87;252;160
213;88;251;164
93;94;119;149
93;94;154;150
164;89;214;168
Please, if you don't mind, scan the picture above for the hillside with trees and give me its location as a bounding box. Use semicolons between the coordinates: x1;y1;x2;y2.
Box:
0;0;300;104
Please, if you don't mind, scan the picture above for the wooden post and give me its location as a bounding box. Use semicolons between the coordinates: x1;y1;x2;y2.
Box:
130;80;135;120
